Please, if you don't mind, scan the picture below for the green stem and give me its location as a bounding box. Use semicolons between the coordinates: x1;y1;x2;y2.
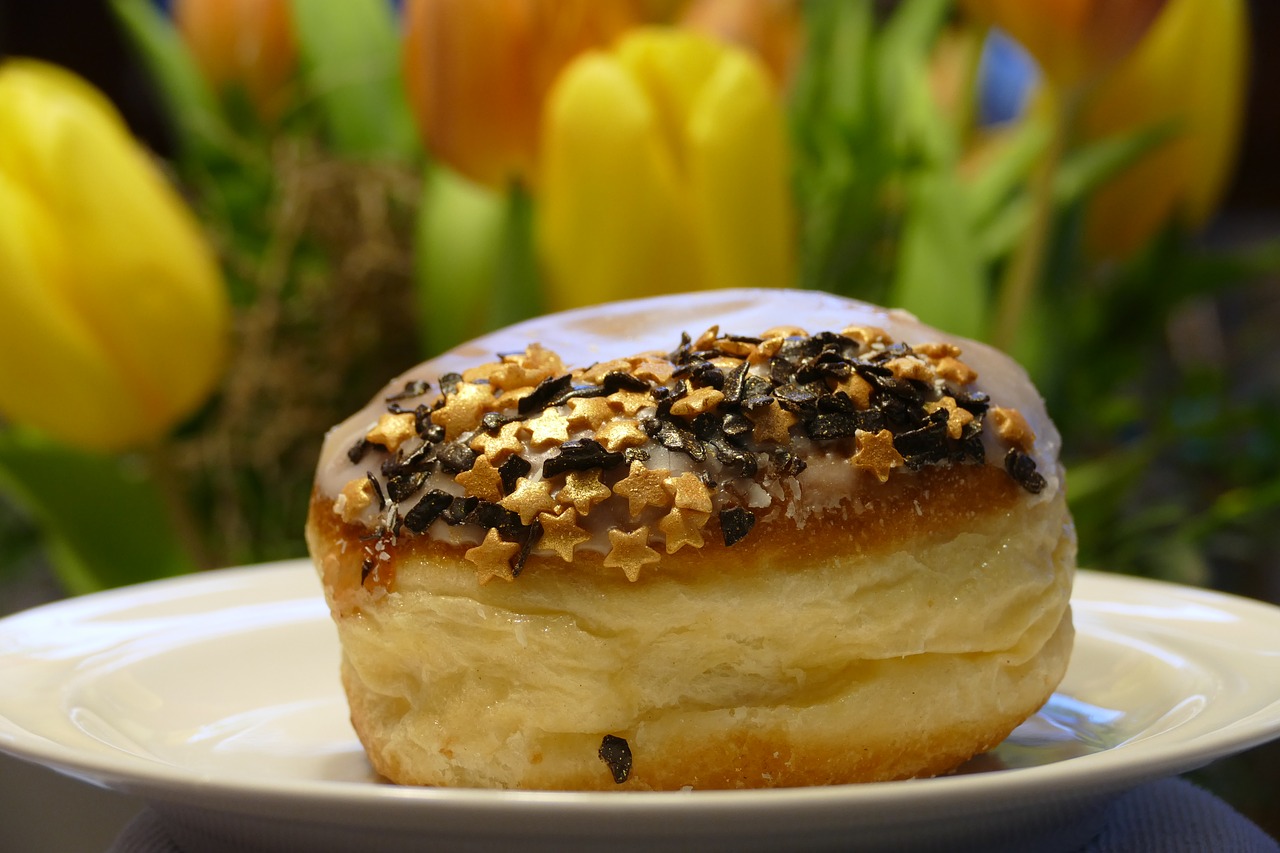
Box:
144;443;215;570
992;95;1073;352
489;185;544;330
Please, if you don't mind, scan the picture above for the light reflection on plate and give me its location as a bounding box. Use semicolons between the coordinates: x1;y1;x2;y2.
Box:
0;561;1277;853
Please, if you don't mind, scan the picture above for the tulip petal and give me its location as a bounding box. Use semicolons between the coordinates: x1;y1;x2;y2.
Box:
1082;0;1247;257
0;60;228;452
0;174;152;449
688;50;793;291
538;52;700;309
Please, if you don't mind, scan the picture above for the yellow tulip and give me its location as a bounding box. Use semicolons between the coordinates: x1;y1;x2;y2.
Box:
960;0;1166;91
0;60;229;453
401;0;642;189
173;0;298;122
1081;0;1248;257
537;29;794;311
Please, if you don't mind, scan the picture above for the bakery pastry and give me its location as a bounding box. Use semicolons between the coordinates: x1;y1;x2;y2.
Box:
305;289;1075;790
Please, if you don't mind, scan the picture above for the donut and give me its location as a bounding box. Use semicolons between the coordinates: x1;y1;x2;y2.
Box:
305;289;1075;790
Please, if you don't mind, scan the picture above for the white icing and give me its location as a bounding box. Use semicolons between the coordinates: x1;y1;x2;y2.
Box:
315;289;1063;547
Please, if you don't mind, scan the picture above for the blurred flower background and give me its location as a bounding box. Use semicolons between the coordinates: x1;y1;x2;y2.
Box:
0;0;1277;830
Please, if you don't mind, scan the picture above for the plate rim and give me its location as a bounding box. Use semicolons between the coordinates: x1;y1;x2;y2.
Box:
1;560;1278;823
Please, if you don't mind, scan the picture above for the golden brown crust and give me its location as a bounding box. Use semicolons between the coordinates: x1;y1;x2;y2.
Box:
308;462;1025;606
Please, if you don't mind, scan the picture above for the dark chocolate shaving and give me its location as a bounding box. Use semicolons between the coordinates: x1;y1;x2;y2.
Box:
721;361;749;404
518;374;574;415
386;379;431;402
511;521;543;577
720;506;756;547
416;406;445;442
598;734;633;784
468;500;523;534
498;455;532;494
438;372;463;396
436;442;477;474
347;438;371;464
442;495;480;526
403;490;453;533
893;411;951;469
541;439;625;478
481;411;523;431
366;472;386;512
386;471;427;503
360;557;375;586
1005;448;1046;494
602;371;649;393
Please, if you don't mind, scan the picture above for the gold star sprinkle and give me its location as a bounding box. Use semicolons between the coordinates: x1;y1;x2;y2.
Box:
604;527;660;582
851;428;905;483
536;507;591;562
556;469;612;515
754;336;787;361
499;477;558;525
431;382;493;441
693;325;721;350
716;338;756;358
607;389;652;416
833;373;874;409
489;344;564;391
885;356;935;383
566;396;616;430
492;386;533;411
840;325;892;348
465;528;521;585
455;455;505;501
747;400;797;444
658;507;710;553
462;361;503;384
761;325;807;339
365;412;417;452
915;341;962;360
526;410;571;447
470;420;526;461
580;358;633;384
595;418;648;452
989;406;1035;451
669;387;724;417
935;356;978;385
335;477;374;523
633;359;676;384
925;396;974;440
613;460;672;517
664;471;714;512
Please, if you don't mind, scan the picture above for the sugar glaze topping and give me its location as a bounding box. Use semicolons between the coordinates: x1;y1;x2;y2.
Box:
316;291;1061;586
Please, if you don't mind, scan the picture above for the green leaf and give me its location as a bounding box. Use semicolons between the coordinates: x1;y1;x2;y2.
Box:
289;0;419;161
965;117;1052;228
109;0;234;166
489;187;543;332
0;430;196;595
890;171;987;338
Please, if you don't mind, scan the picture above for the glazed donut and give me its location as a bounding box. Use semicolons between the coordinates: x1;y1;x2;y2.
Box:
305;289;1075;790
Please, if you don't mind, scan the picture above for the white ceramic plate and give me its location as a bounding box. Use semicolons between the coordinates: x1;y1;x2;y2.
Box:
0;561;1277;853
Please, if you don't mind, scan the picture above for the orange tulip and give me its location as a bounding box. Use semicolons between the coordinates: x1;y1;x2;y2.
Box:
960;0;1167;91
173;0;298;122
402;0;642;189
679;0;803;88
1082;0;1248;257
